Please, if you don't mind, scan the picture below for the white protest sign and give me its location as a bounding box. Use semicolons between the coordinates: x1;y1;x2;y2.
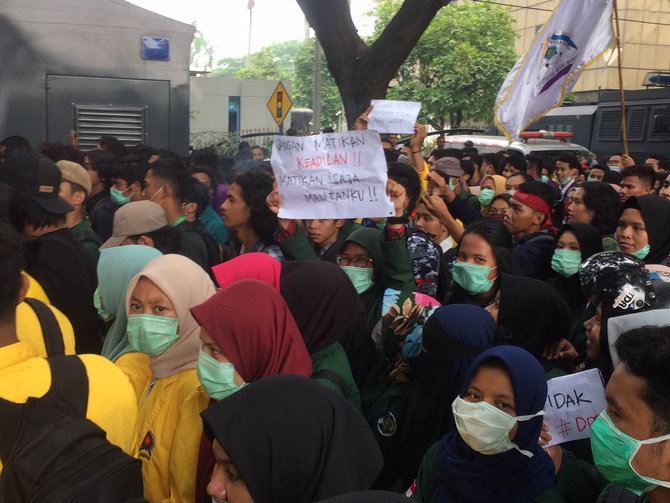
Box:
271;130;395;219
543;369;607;447
367;100;421;134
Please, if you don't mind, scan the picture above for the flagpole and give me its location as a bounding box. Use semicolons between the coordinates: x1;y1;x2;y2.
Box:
246;3;253;68
613;0;628;155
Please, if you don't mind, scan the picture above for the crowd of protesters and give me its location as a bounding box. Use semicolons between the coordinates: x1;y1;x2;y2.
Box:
1;113;670;503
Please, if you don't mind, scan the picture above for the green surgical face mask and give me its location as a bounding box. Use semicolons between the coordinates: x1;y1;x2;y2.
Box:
196;346;245;401
93;288;114;322
591;411;670;495
452;261;497;295
540;175;549;184
127;314;179;356
632;244;650;260
551;249;582;278
587;177;599;182
110;187;132;206
561;176;573;186
340;266;374;294
479;188;495;206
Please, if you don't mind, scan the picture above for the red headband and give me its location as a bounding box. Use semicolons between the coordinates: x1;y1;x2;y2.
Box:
512;192;554;230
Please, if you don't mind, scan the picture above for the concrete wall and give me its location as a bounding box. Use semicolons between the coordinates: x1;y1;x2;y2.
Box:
510;0;670;93
189;77;292;134
0;0;194;153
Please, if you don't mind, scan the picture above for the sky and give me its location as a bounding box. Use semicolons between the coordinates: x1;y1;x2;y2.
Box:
128;0;376;63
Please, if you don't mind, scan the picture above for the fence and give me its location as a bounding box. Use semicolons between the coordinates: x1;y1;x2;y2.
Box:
189;128;282;158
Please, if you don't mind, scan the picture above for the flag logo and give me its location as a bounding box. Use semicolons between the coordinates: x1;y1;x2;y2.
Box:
537;34;578;95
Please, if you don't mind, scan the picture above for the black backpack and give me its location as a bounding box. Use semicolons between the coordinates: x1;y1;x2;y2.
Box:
0;355;145;503
23;297;64;357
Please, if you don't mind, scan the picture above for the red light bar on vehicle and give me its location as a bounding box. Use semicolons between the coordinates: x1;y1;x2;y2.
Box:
519;130;574;139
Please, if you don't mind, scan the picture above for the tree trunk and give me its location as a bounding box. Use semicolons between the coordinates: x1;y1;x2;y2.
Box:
296;0;450;129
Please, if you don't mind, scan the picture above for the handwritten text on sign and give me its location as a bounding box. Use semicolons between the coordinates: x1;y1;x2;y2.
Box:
367;100;421;134
543;369;607;446
271;130;395;219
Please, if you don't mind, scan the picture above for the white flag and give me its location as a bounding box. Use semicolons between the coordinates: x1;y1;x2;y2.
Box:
248;0;254;8
494;0;615;141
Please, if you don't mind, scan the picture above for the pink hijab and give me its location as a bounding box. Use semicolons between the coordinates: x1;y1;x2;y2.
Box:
211;252;281;290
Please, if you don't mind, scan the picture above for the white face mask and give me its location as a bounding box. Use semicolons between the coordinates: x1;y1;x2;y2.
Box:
505;189;516;196
452;396;544;458
212;498;225;503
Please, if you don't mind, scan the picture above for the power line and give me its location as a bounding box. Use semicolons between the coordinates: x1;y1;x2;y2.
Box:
471;0;670;28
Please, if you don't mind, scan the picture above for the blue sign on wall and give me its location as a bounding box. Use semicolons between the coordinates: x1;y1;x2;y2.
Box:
142;37;170;61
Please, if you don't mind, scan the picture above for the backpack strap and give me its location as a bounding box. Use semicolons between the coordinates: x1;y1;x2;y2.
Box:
312;369;347;396
23;298;65;357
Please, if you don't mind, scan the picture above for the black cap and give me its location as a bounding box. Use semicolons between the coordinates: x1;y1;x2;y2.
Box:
0;152;74;214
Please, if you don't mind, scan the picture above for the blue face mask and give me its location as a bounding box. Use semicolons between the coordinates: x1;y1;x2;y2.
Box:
478;189;495;207
452;262;497;295
93;287;114;322
551;249;582;278
196;347;245;401
632;244;650;260
110;187;132;206
127;314;179;356
341;266;374;294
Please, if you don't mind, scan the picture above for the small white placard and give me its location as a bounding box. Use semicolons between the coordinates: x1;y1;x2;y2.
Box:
543;369;607;446
367;100;421;134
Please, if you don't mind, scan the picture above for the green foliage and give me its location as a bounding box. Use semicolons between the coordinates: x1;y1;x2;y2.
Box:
210;40;301;79
372;0;517;128
210;56;245;78
235;47;287;80
190;22;214;72
292;39;343;130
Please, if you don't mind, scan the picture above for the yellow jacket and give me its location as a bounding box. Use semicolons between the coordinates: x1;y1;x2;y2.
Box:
0;340;137;473
17;272;76;357
116;351;153;403
132;369;210;503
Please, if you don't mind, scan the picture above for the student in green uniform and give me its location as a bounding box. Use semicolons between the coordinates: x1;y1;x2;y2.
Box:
413;345;562;503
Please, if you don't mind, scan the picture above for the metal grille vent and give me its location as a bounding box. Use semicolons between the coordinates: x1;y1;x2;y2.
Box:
626;108;647;141
547;123;574;132
597;109;621;140
74;104;146;150
650;108;670;141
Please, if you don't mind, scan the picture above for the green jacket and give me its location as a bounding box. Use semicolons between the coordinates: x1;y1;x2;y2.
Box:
413;442;565;502
71;219;101;265
311;342;361;411
341;226;416;387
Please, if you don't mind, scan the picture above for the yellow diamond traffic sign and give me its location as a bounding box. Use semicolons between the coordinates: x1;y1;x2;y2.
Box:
267;81;292;127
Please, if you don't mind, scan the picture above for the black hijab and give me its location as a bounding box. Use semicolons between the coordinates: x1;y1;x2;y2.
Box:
409;305;496;480
622;195;670;265
280;260;365;354
497;273;572;358
201;374;383;503
551;223;603;313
